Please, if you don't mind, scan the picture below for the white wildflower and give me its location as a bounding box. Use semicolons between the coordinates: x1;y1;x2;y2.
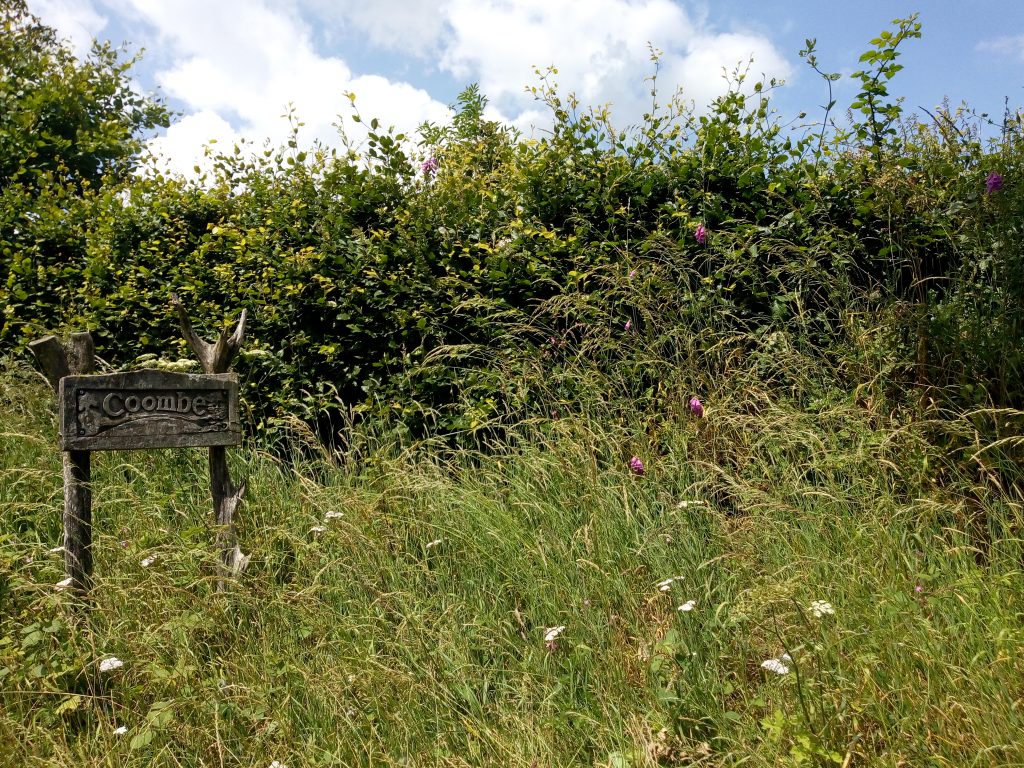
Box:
544;626;565;643
810;600;835;618
140;555;156;568
760;657;790;675
656;577;682;592
269;762;288;768
54;577;73;591
113;725;127;735
99;657;124;673
309;525;326;534
49;546;64;554
425;539;443;550
677;600;696;612
676;500;706;509
324;511;344;520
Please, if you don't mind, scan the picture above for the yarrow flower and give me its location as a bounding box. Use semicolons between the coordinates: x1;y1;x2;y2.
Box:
760;656;790;675
544;626;565;642
677;600;696;612
544;625;565;651
309;525;326;535
425;538;443;550
324;511;344;520
985;172;1004;194
809;599;834;618
113;725;128;736
629;456;644;475
676;500;706;509
689;397;704;418
656;576;682;592
421;156;439;176
140;555;156;568
99;657;124;673
694;224;708;245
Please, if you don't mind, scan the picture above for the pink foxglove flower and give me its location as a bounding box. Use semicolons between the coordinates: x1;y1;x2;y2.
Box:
689;397;704;418
694;224;708;245
421;157;439;176
985;172;1004;194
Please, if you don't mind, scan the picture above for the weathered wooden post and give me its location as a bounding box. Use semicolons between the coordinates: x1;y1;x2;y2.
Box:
170;295;249;589
29;332;96;596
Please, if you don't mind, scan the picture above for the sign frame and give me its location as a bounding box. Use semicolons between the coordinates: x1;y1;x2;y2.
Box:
59;370;241;451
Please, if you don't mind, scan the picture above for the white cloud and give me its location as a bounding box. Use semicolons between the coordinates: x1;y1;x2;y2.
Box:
28;0;107;58
335;0;792;127
306;0;447;58
143;110;239;178
455;1;787;125
98;0;451;176
977;34;1024;62
440;0;692;112
30;0;793;177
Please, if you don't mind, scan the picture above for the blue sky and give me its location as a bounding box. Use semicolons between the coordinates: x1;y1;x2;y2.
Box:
27;0;1024;176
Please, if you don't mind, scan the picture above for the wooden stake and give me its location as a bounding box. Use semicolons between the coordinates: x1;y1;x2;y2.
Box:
171;295;249;589
29;333;96;596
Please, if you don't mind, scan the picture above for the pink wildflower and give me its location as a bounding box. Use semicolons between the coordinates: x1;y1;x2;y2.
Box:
689;397;704;418
694;224;708;245
629;456;644;475
985;172;1004;194
624;319;632;332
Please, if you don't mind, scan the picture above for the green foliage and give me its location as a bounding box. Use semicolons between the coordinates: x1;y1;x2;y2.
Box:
849;14;922;164
0;0;169;189
1;0;168;364
1;12;1023;446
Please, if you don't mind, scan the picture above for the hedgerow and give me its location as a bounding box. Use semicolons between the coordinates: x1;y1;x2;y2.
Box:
2;9;1022;448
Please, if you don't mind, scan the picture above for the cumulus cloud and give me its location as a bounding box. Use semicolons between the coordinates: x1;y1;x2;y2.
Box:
329;0;792;127
306;0;447;58
29;0;792;177
116;0;450;174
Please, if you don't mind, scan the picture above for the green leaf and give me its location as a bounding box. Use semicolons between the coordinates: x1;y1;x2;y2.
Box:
129;729;154;750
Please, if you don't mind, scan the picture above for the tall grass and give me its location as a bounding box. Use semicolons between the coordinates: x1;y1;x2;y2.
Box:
2;353;1022;767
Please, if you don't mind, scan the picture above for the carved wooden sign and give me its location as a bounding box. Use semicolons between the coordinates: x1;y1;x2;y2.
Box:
59;370;240;451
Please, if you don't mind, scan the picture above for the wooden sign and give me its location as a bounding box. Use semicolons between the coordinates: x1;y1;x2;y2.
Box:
59;370;240;451
32;299;249;596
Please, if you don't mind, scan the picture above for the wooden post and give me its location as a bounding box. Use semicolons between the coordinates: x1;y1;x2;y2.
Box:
29;332;96;596
171;295;249;589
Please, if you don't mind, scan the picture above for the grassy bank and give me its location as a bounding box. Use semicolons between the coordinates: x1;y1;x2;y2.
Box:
2;363;1022;766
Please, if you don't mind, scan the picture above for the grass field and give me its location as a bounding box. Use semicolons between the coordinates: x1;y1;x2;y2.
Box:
2;361;1023;766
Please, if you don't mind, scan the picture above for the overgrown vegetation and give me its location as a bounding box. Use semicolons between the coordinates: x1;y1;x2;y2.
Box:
2;3;1024;765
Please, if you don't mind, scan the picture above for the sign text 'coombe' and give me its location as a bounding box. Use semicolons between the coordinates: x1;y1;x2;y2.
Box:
60;370;240;451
